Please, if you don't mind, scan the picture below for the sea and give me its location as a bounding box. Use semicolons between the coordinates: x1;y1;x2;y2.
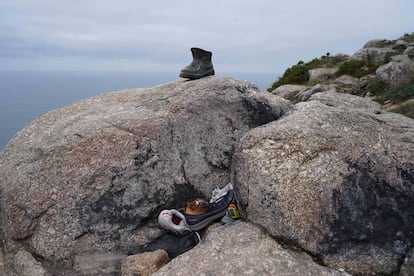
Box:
0;71;278;151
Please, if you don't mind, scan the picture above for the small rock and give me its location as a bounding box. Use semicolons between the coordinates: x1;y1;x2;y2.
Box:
121;250;168;276
13;250;48;276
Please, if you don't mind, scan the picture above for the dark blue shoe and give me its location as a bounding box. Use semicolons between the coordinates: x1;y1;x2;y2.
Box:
184;189;235;231
128;230;200;258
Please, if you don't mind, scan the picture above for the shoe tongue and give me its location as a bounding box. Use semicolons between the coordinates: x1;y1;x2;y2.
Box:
172;213;182;225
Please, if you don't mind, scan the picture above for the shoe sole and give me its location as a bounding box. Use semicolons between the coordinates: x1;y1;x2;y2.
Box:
187;208;227;231
179;70;215;80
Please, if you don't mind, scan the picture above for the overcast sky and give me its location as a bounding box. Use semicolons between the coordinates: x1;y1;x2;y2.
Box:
0;0;413;74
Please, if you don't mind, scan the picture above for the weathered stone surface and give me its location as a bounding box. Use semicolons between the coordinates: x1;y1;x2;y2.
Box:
0;249;5;276
232;95;414;275
297;83;325;101
363;39;392;48
351;47;397;65
403;46;414;58
308;68;337;83
376;54;414;87
73;252;126;276
332;74;376;96
121;250;168;276
400;247;414;276
333;75;357;86
271;84;309;100
155;221;344;275
393;40;409;52
309;91;381;113
0;76;291;274
13;250;48;276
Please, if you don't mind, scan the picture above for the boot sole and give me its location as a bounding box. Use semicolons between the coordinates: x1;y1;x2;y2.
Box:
179;70;215;80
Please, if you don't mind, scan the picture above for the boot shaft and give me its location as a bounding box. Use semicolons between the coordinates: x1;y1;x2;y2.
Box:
191;48;212;62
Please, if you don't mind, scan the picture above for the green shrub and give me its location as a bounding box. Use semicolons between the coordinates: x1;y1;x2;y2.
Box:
267;54;348;91
335;60;366;78
268;61;309;91
378;83;414;104
366;79;387;96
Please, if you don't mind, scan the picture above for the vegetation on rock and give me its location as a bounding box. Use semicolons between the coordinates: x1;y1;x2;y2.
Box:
268;32;414;119
267;54;347;91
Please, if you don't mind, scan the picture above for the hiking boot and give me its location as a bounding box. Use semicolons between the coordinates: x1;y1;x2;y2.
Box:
128;231;201;258
179;47;215;79
184;189;235;231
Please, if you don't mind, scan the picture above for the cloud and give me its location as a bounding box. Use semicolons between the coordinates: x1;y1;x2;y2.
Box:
0;0;413;73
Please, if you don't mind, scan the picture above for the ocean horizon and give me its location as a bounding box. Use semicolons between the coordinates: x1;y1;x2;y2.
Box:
0;70;279;150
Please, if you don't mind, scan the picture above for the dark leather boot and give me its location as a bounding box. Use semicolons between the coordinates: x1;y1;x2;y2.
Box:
179;48;215;79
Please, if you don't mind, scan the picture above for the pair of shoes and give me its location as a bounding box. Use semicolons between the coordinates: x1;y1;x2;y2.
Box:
128;230;201;258
179;48;215;80
127;209;200;258
185;189;235;231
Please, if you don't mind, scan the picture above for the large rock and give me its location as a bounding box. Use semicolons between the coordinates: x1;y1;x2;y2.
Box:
155;221;344;275
376;54;414;87
404;46;414;59
351;47;397;65
308;68;337;83
233;92;414;275
0;76;292;274
362;39;392;48
271;84;309;101
332;75;358;93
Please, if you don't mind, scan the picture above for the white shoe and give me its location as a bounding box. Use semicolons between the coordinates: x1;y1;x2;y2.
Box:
158;209;190;234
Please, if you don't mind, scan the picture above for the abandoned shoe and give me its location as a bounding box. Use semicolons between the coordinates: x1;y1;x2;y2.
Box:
221;199;241;224
179;47;215;79
184;189;235;231
184;198;208;215
128;231;201;258
158;209;191;235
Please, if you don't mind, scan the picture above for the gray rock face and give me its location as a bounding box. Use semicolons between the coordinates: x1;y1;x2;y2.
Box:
232;93;414;275
271;84;309;101
351;47;397;65
308;68;337;83
155;222;344;275
404;46;414;59
73;252;126;276
0;76;291;273
376;54;414;87
309;91;381;113
363;39;391;48
13;250;48;276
